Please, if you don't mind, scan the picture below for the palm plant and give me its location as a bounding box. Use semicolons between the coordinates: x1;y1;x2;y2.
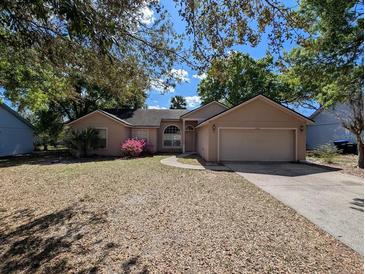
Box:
65;128;100;157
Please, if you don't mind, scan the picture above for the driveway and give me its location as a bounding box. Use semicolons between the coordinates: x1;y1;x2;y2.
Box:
225;162;364;254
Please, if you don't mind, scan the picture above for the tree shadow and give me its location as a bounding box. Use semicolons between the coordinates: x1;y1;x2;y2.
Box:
121;256;149;274
0;153;121;168
350;198;364;212
0;201;113;273
225;162;342;177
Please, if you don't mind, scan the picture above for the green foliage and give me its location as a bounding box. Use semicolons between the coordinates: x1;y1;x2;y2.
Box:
65;128;100;158
312;144;339;164
32;106;65;151
281;0;363;167
175;0;307;66
198;52;291;106
170;96;187;109
0;0;183;118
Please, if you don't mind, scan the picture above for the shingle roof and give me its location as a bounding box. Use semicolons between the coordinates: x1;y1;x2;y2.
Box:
103;108;189;127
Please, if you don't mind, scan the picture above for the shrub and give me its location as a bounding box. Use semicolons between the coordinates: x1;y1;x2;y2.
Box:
313;143;339;163
121;138;153;157
65;128;100;157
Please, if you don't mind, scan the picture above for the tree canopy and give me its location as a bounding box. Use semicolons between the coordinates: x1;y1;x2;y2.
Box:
281;0;363;167
0;0;183;118
198;52;291;106
175;0;308;67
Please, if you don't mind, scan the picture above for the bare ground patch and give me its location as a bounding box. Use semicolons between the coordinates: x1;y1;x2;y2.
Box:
0;156;362;273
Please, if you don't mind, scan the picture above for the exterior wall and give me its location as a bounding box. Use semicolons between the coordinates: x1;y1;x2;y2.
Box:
202;99;307;162
0;106;34;156
307;104;356;149
196;125;209;160
131;127;158;153
158;120;183;152
183;102;227;122
69;112;131;156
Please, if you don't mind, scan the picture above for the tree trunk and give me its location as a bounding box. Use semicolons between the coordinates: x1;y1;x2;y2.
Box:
43;143;48;151
356;136;364;169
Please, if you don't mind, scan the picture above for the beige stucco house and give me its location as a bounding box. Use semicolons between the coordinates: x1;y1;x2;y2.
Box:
68;95;313;162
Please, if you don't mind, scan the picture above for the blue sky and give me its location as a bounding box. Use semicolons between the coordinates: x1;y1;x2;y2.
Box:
146;1;315;117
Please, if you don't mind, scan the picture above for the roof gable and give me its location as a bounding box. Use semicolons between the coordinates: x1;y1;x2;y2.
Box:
67;110;132;127
181;101;228;120
0;103;34;129
197;95;313;128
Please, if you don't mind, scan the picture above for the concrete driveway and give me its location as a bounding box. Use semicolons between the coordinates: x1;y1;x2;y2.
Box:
225;162;364;254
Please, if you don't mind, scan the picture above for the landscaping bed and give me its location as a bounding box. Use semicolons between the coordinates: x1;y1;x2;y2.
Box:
0;156;362;273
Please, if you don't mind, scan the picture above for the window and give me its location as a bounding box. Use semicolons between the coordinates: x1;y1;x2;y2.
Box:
163;125;181;147
95;128;107;149
133;129;148;141
185;125;194;131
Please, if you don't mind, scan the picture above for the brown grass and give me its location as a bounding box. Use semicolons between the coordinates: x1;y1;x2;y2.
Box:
307;152;363;177
176;154;206;166
0;155;362;273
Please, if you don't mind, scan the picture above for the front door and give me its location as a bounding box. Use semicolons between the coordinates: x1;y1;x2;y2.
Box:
185;126;195;152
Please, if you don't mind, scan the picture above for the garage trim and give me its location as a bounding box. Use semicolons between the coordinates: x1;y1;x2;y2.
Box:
217;127;298;162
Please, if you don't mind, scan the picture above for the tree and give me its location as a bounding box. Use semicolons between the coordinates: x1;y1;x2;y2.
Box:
32;106;64;151
198;52;291;106
0;0;184;115
175;0;307;67
170;96;187;109
282;0;364;168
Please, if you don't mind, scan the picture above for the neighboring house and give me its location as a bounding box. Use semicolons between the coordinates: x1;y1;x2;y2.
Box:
68;95;313;162
307;104;356;150
0;103;34;157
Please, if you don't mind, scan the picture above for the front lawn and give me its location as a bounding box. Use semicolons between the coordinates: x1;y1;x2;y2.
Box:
0;156;362;273
176;154;206;165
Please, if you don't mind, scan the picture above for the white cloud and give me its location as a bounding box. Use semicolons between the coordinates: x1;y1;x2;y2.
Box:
193;73;207;80
148;105;167;109
150;79;175;93
150;68;189;93
185;96;201;108
139;6;155;25
170;68;190;83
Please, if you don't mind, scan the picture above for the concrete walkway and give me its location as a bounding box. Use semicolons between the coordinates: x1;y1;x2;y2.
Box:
160;154;230;171
225;162;364;254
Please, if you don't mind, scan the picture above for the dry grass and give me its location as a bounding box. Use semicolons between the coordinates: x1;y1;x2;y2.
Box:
0;155;362;273
307;152;363;177
176;154;206;166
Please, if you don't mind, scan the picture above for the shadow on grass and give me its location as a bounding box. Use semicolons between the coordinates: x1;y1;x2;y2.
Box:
0;200;119;273
0;153;121;168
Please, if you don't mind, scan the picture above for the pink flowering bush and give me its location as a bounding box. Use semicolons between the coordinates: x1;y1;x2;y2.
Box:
121;138;153;157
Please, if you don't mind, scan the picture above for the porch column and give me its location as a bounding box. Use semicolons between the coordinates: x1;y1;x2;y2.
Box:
182;119;185;153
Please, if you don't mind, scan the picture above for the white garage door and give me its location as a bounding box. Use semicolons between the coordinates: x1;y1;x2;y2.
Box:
219;128;296;161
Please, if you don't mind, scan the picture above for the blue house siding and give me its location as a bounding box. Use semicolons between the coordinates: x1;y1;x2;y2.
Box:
307;104;356;150
0;105;34;156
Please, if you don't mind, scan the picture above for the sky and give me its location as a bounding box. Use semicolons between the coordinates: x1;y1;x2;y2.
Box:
145;0;315;117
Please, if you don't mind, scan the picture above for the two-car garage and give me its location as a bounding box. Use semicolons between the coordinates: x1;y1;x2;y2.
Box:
195;95;313;162
218;128;296;162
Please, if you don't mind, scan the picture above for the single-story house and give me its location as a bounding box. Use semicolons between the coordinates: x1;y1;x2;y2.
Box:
0;103;34;157
307;104;356;150
68;95;313;162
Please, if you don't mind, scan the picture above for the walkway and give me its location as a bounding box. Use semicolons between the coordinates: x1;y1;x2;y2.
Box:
160;154;230;171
